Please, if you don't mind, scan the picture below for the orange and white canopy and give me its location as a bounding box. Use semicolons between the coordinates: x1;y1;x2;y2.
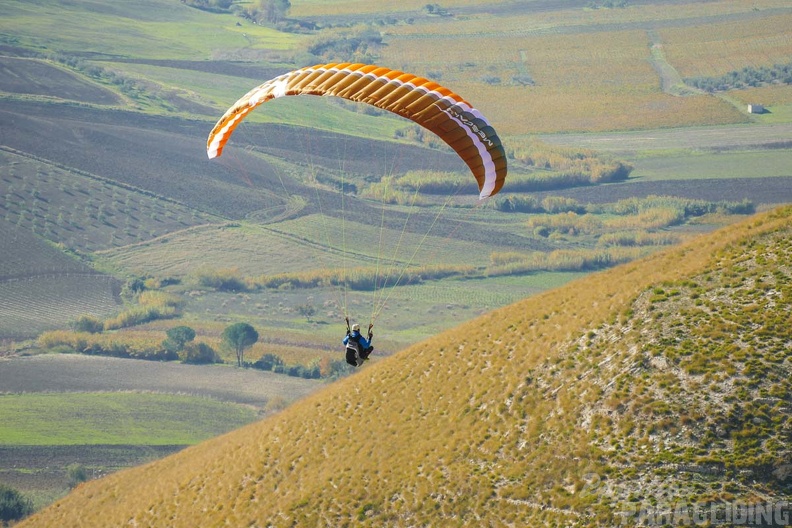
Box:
207;63;507;198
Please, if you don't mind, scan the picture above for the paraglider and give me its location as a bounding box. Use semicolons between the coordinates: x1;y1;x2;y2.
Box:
207;63;508;365
207;62;507;198
343;319;374;367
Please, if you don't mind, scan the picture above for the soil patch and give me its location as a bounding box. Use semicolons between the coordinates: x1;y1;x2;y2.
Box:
0;353;323;407
532;176;792;206
0;57;121;105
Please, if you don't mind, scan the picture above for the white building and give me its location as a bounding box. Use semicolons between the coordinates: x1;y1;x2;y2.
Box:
748;104;765;114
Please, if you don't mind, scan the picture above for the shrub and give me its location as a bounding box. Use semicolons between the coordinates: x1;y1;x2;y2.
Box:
394;170;473;195
541;196;584;214
254;264;474;291
686;61;792;92
71;315;104;334
39;331;176;361
253;353;284;371
192;267;250;292
492;194;542;213
67;463;89;488
178;342;219;364
0;483;33;524
104;291;183;330
303;25;383;63
38;330;88;352
325;359;355;379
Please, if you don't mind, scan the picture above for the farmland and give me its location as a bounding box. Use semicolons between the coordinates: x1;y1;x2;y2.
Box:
0;0;789;361
1;0;790;371
1;0;791;519
0;354;322;507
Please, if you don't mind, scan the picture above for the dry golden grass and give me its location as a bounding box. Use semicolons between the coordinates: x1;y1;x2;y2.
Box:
380;21;755;133
730;84;792;106
354;1;790;133
658;13;792;78
20;206;792;527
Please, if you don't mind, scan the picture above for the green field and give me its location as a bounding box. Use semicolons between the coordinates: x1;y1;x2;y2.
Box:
0;392;257;445
2;1;299;59
631;149;792;182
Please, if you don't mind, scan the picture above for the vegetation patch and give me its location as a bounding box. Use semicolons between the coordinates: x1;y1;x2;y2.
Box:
686;61;792;93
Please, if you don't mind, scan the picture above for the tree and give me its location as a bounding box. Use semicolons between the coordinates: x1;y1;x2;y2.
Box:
0;483;33;524
163;325;196;353
252;0;290;24
297;303;316;321
221;323;259;367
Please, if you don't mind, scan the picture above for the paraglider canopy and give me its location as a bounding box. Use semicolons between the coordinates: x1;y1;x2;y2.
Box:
207;62;507;198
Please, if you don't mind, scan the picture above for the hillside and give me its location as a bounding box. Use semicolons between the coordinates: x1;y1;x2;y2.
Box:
20;206;791;527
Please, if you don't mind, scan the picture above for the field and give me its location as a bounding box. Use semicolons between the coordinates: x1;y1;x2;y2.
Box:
0;215;122;338
0;148;218;253
1;0;791;519
370;1;792;134
0;393;257;445
0;354;322;508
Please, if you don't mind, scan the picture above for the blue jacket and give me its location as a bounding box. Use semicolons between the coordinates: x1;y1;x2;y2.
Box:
343;330;370;350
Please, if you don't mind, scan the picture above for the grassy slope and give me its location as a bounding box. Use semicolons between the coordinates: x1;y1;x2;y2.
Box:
21;206;792;527
1;1;297;58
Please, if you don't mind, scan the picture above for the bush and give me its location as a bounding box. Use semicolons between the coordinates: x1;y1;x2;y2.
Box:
39;331;177;361
394;170;474;195
303;25;383;63
286;363;322;379
192;267;250;292
541;196;584;214
67;463;89;488
686;61;792;92
324;359;355;379
71;315;103;334
492;194;542;213
252;353;284;371
178;342;219;364
104;291;183;330
0;483;33;524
